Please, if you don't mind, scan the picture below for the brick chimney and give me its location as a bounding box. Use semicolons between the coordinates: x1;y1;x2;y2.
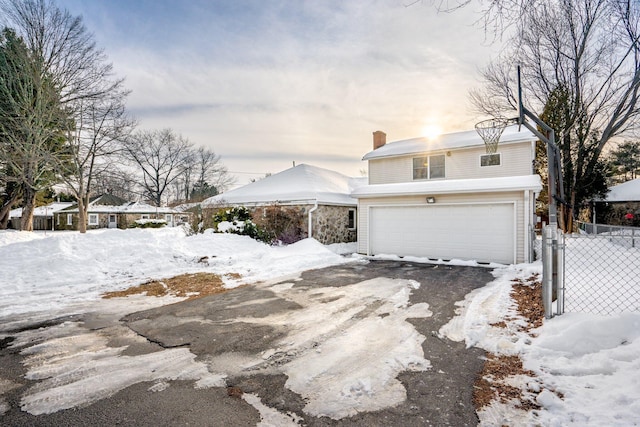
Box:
373;131;386;150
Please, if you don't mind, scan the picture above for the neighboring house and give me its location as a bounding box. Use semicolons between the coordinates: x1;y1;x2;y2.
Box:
352;126;543;264
593;179;640;227
56;194;189;230
9;202;74;230
202;164;363;244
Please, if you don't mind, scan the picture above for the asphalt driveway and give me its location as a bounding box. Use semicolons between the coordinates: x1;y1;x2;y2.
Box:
1;260;493;426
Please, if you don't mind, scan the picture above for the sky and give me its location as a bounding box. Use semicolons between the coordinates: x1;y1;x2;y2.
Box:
54;0;500;186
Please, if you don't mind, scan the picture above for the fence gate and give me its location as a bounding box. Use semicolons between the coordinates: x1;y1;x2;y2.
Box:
558;222;640;315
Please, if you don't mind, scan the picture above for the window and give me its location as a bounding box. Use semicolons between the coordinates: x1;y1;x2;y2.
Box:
429;155;445;178
165;214;172;223
413;155;445;180
140;214;150;220
67;214;73;225
348;209;356;230
56;214;60;225
480;153;501;167
88;214;98;225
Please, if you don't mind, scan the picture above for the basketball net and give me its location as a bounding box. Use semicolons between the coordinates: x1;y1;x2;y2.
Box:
475;118;509;154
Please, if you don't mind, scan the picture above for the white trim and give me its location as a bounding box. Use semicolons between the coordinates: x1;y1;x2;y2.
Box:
66;213;73;226
367;201;517;264
347;208;357;230
479;153;502;167
353;175;542;199
88;213;99;226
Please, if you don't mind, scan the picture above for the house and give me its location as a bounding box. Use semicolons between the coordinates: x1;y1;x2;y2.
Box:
56;194;189;230
9;202;74;230
352;126;543;264
593;178;640;227
202;164;363;244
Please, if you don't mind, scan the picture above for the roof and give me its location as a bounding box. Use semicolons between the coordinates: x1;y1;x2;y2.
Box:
203;164;362;207
363;124;537;161
9;202;74;219
61;195;181;214
605;179;640;202
352;175;543;198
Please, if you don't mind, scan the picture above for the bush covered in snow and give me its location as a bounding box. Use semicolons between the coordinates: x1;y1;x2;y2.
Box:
213;206;261;240
129;219;167;229
212;205;305;245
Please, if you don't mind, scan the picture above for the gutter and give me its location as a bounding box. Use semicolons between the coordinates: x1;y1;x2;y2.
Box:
308;199;318;240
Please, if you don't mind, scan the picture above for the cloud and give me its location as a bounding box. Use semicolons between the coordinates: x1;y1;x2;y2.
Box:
56;0;500;181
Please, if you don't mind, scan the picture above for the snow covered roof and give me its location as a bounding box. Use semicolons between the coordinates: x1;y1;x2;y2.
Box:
352;175;543;198
9;202;74;219
363;124;537;161
61;195;182;214
203;164;361;207
605;179;640;202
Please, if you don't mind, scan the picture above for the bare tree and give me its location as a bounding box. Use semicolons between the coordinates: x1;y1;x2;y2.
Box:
57;88;136;233
1;0;121;105
0;28;68;231
0;0;124;230
123;129;193;207
168;146;234;204
91;170;138;202
191;147;234;200
465;0;640;230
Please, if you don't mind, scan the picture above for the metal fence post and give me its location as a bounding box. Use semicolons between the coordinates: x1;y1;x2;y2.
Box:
542;226;554;319
555;231;565;316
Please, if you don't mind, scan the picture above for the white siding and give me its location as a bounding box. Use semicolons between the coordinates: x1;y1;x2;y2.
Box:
368;141;533;185
369;157;412;184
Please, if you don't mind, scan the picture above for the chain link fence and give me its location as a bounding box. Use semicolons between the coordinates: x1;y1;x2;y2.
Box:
562;222;640;315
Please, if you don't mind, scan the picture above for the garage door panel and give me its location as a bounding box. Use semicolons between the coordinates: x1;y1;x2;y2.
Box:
369;204;514;264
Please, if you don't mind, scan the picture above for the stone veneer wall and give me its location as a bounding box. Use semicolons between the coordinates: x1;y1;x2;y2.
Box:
311;205;357;244
206;203;357;245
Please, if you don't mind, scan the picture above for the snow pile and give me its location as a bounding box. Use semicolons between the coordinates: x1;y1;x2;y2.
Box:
0;228;355;318
527;313;640;425
440;262;640;426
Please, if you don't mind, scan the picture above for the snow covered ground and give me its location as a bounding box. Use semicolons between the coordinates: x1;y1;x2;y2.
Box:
441;262;640;426
1;227;639;425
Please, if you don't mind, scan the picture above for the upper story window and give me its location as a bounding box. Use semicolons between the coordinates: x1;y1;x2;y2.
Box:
480;153;501;167
413;155;445;180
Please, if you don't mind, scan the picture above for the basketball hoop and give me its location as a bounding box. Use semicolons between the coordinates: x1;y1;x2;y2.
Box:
475;118;510;154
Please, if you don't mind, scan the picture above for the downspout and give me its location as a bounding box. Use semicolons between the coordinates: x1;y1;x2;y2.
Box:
308;200;318;240
524;190;530;263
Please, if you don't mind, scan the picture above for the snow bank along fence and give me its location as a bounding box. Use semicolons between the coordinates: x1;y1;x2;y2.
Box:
546;222;640;316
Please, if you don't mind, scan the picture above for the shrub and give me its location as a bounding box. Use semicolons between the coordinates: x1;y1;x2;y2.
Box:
213;206;261;240
254;205;305;245
129;219;167;229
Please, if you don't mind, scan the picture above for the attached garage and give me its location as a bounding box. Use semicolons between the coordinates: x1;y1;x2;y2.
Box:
369;203;515;264
353;175;543;265
355;125;543;265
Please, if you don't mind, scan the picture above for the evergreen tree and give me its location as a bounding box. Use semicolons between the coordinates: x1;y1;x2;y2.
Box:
0;28;70;231
609;140;640;182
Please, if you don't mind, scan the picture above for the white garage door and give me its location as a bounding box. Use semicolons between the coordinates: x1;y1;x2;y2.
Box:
369;203;515;264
